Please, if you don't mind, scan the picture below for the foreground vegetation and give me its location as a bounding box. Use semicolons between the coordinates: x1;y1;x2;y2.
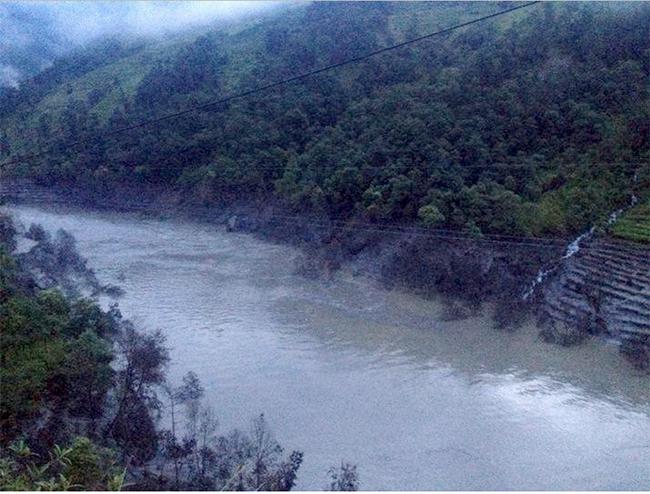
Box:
0;213;357;490
1;2;648;239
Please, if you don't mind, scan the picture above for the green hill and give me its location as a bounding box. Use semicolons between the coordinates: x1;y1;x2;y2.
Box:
612;199;650;243
1;1;648;238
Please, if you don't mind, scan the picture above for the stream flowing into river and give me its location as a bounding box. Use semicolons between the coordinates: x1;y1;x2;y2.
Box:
522;183;640;301
6;203;650;490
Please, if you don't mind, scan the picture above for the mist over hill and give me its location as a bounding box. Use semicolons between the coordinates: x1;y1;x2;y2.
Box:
0;1;283;88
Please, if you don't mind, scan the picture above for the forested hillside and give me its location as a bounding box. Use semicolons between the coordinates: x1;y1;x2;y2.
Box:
1;2;648;238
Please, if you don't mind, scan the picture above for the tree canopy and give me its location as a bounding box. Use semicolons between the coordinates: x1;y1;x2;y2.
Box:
1;2;648;238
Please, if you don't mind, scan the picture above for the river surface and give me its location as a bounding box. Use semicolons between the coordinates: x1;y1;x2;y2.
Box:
6;203;650;490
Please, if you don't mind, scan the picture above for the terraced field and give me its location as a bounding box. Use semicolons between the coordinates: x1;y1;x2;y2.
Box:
611;200;650;243
544;237;650;347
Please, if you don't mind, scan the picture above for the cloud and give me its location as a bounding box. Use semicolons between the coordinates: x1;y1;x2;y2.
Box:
0;1;287;87
39;1;283;43
0;64;21;88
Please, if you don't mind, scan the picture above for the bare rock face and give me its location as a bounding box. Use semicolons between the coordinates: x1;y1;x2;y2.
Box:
620;340;650;370
541;237;650;366
539;318;590;347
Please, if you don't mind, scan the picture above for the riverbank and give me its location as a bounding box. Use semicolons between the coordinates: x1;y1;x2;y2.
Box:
2;179;648;368
0;179;557;304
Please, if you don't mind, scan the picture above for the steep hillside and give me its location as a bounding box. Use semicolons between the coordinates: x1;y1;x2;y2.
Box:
542;236;649;366
611;199;650;243
1;2;649;239
0;1;278;89
0;3;68;88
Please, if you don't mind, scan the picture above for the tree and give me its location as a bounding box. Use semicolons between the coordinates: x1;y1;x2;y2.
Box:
177;371;204;441
418;204;445;226
156;375;304;491
327;462;359;491
163;371;205;487
64;329;113;421
106;323;169;464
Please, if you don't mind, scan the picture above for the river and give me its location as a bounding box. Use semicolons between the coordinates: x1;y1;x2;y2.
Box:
6;203;650;490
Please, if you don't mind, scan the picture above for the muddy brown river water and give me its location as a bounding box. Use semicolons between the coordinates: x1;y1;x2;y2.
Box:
6;203;650;490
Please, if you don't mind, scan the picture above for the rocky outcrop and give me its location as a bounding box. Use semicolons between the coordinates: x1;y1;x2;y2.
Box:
542;236;650;366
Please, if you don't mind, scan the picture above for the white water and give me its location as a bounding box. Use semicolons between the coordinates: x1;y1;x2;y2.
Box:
522;226;596;301
523;182;640;301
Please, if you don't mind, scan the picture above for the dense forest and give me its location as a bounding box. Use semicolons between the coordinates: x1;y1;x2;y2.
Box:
0;2;648;240
0;212;360;490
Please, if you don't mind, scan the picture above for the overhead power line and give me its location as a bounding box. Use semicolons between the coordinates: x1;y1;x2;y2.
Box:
1;1;645;252
0;1;540;169
160;160;648;171
266;213;597;246
251;213;649;254
68;142;646;172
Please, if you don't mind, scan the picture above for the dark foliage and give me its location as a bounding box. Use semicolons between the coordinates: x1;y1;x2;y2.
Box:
2;3;648;238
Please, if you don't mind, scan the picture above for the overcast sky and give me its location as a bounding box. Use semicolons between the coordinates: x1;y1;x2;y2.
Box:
32;1;283;41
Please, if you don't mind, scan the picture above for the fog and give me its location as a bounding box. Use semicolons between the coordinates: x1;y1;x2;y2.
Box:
0;1;285;87
0;64;21;89
37;1;283;42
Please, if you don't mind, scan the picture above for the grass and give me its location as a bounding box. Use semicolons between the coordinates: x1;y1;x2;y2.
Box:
611;199;650;243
